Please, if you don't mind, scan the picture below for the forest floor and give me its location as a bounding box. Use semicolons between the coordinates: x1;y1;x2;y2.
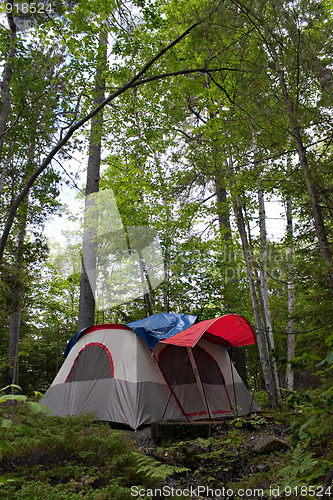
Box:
122;413;332;500
0;403;332;500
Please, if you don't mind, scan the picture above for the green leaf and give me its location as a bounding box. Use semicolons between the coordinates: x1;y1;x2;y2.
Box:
0;475;13;485
0;395;27;404
298;414;318;434
26;401;52;415
0;419;13;429
316;352;333;366
0;385;22;393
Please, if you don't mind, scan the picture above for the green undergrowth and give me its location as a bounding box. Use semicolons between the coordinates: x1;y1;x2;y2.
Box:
0;393;332;500
154;406;332;500
0;405;186;500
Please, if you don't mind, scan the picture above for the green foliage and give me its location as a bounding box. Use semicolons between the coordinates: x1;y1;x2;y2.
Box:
253;391;270;409
283;352;333;448
0;386;52;487
134;452;189;480
1;401;330;498
277;445;326;489
230;413;268;430
286;387;333;448
0;405;193;498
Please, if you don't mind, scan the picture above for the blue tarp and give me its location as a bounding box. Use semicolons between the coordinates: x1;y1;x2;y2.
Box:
63;328;88;358
64;313;197;357
126;312;197;350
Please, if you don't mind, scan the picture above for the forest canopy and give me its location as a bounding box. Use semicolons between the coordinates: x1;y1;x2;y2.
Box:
0;0;332;405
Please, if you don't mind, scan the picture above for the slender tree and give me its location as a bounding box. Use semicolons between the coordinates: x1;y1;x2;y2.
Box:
77;30;107;331
6;197;28;386
257;186;281;403
0;0;16;170
285;193;295;390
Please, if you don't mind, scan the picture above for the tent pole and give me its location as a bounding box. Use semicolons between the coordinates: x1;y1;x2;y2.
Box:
187;347;213;420
228;349;238;416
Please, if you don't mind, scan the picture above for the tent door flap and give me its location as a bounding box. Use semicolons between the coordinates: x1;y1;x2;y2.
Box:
187;347;213;419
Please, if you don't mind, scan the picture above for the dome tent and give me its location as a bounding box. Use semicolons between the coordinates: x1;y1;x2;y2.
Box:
42;313;260;429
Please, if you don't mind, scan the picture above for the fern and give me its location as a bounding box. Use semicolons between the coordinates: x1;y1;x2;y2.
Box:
134;452;189;481
278;445;319;488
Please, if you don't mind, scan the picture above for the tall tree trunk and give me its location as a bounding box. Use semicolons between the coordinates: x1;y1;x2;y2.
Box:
7;311;22;387
258;187;281;403
163;248;170;313
154;153;172;313
234;201;278;406
227;149;278;406
215;169;248;385
266;35;333;293
285;195;295;390
77;31;107;331
138;249;154;316
130;97;156;316
214;171;232;243
0;3;16;171
6;198;28;387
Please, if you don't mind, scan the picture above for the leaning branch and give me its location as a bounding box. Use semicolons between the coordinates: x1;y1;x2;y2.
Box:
0;21;234;264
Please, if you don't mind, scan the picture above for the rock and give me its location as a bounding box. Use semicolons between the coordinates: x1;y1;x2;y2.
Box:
256;463;270;472
245;434;289;454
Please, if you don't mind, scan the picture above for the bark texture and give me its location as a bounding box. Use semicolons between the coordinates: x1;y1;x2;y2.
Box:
77;32;107;331
258;187;281;403
6;198;28;387
0;4;16;167
234;201;278;407
286;196;295;390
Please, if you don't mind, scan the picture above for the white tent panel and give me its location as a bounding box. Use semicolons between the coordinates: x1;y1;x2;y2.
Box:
42;324;260;429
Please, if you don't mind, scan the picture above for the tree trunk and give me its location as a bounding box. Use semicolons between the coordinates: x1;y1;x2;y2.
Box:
77;31;107;331
258;187;281;403
215;168;248;382
6;310;22;387
234;201;278;407
214;172;232;243
163;249;170;312
0;3;16;168
227;146;278;407
6;197;28;387
267;35;333;294
285;195;295;390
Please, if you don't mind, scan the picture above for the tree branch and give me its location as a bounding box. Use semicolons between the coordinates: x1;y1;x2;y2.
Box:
0;20;208;264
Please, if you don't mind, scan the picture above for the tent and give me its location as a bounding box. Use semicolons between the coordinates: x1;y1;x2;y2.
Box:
42;314;261;429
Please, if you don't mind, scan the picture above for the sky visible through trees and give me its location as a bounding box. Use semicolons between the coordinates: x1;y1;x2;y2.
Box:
0;0;332;409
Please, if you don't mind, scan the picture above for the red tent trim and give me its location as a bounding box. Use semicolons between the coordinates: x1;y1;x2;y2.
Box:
65;342;115;382
160;314;256;348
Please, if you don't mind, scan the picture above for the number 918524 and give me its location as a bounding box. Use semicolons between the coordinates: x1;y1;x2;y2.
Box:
5;2;53;15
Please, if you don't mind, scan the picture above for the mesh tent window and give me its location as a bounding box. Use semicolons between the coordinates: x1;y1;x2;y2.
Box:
65;343;114;382
158;345;233;418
